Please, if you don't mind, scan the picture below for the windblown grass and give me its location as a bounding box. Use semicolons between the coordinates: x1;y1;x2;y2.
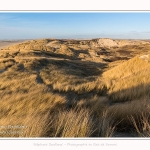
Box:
103;56;150;102
130;111;150;137
1;39;150;137
53;108;93;137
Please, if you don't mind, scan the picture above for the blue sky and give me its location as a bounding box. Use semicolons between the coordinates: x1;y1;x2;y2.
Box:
0;12;150;39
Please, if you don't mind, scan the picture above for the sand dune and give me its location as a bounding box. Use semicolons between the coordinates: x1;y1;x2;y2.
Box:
0;40;27;50
0;38;150;137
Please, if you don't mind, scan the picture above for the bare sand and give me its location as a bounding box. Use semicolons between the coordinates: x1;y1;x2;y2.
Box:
0;40;27;49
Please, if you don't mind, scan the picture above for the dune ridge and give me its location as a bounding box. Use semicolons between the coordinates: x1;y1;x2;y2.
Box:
0;38;150;137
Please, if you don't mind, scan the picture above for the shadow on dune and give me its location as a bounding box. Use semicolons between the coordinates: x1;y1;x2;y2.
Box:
108;82;150;104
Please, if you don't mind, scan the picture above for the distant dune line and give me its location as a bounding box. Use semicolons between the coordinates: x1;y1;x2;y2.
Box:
0;40;29;50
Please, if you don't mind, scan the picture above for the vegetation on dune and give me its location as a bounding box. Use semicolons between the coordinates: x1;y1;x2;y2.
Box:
0;39;150;137
130;112;150;137
103;56;150;102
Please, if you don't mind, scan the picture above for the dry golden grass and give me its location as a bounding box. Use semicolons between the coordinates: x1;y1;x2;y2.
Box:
102;56;150;102
0;93;116;137
103;56;150;79
130;111;150;137
39;59;105;94
53;108;93;137
1;39;150;137
95;111;117;137
55;45;75;56
75;97;117;137
0;112;53;137
0;59;67;137
105;99;150;131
